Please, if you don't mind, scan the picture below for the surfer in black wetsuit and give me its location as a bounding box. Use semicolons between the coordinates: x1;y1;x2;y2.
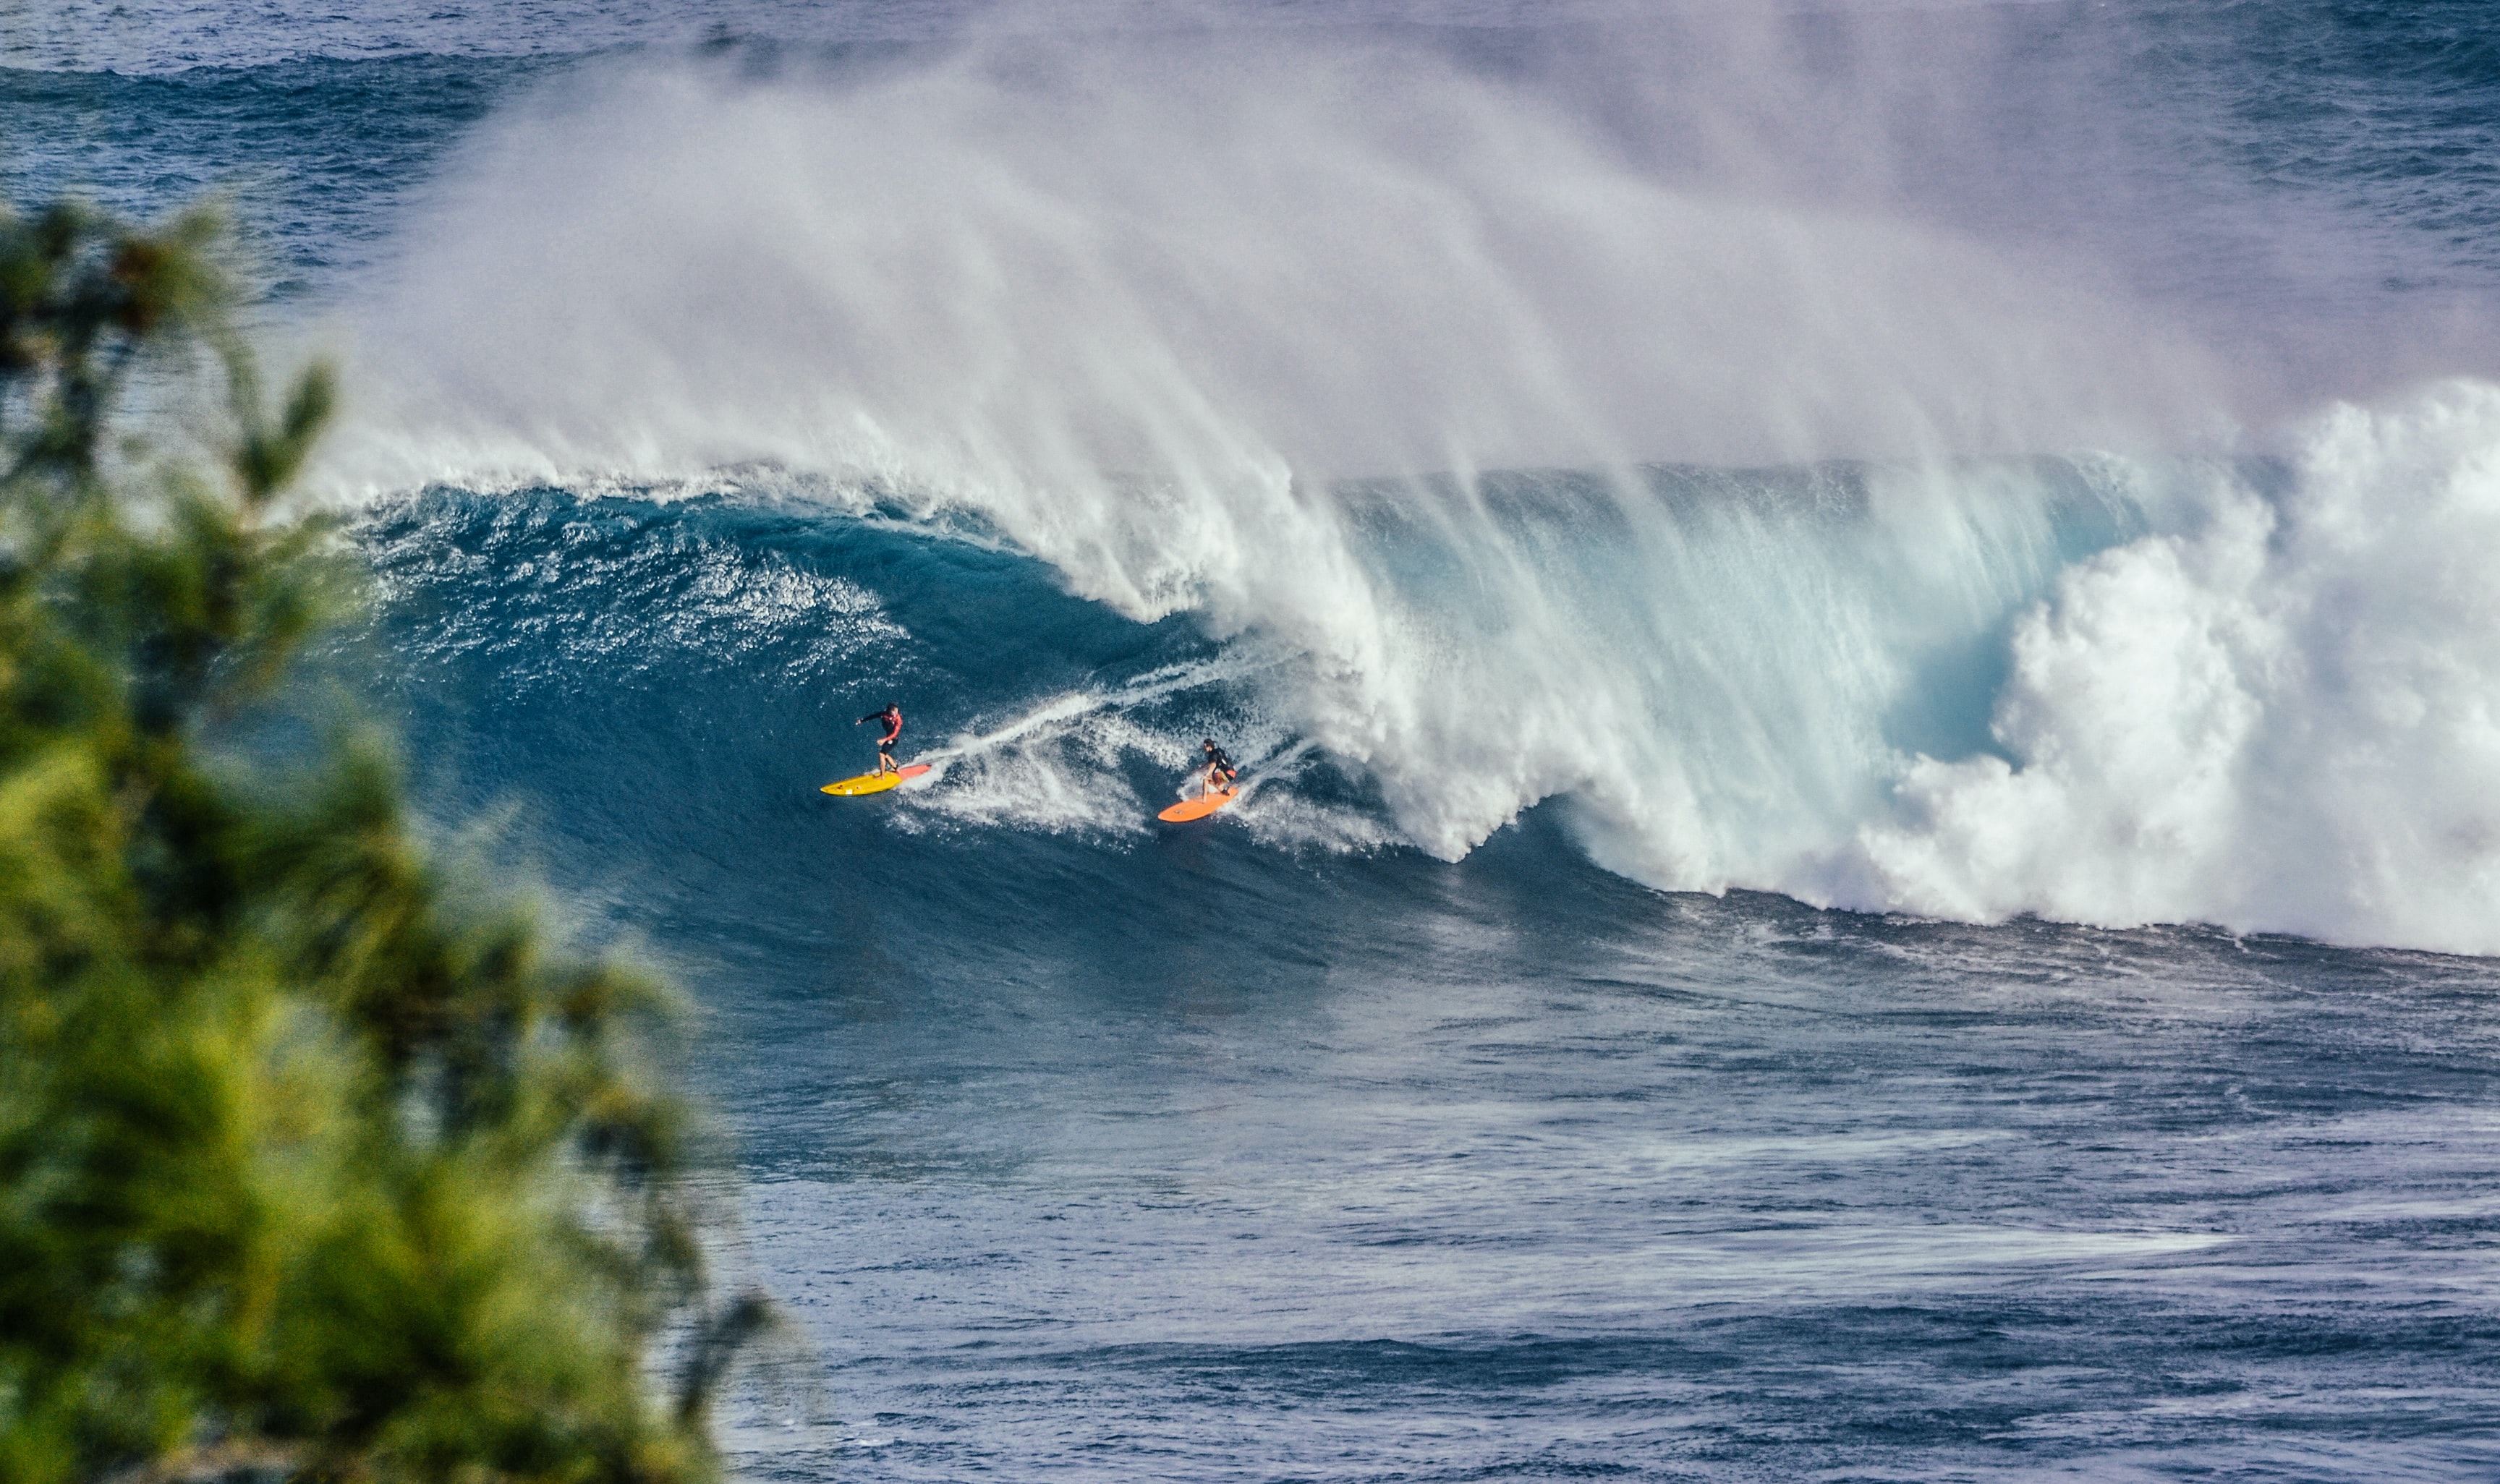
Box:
1201;739;1238;796
858;703;903;775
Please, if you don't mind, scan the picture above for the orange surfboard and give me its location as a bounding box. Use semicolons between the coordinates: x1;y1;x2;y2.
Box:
1157;787;1237;823
822;763;931;796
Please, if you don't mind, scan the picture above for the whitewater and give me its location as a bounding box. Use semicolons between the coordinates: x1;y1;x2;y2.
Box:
13;0;2500;1476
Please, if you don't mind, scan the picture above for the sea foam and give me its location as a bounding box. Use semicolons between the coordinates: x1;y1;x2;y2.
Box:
1853;384;2500;952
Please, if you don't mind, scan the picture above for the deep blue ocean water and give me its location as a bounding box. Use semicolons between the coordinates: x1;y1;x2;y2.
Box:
13;2;2500;1477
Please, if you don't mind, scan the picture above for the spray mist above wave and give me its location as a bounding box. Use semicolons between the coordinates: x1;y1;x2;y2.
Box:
326;18;2229;492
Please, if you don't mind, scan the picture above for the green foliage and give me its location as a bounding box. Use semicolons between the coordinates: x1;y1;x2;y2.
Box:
0;200;753;1481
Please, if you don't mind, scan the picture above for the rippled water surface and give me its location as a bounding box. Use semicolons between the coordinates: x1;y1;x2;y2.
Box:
717;873;2500;1480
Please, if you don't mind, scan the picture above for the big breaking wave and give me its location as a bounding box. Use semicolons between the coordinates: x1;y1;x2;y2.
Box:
310;17;2500;953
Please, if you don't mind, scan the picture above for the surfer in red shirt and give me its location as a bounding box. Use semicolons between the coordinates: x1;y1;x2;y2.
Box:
858;703;903;775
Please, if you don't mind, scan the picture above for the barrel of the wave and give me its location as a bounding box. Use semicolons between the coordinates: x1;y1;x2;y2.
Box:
1157;787;1237;823
821;764;931;796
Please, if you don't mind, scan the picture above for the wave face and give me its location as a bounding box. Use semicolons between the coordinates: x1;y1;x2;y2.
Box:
354;381;2500;955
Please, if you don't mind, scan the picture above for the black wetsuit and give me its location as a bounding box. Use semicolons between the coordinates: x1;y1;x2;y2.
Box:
1203;746;1237;790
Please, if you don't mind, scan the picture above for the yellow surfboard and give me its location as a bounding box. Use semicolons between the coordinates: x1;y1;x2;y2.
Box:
1157;787;1237;823
821;763;930;796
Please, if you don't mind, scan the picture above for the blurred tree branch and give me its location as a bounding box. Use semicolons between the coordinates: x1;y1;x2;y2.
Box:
0;197;769;1483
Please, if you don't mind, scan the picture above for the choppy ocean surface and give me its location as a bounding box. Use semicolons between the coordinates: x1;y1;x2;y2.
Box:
12;1;2500;1477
